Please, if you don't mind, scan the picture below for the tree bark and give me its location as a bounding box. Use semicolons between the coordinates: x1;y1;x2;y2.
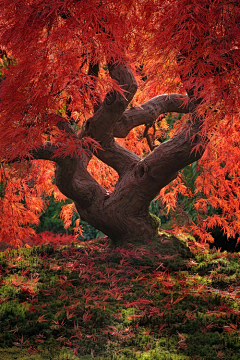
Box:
4;60;207;244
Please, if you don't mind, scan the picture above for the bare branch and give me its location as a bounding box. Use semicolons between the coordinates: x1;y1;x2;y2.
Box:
143;124;157;151
31;142;59;161
55;159;106;207
91;140;140;176
85;61;138;138
16;139;106;209
134;114;205;201
83;61;139;176
113;94;190;138
88;60;102;113
1;142;59;165
55;118;77;136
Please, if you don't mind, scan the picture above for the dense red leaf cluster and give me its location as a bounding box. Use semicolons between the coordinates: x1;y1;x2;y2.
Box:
0;0;240;246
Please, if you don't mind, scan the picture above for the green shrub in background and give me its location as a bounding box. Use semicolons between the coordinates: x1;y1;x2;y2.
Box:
36;185;239;251
35;197;68;234
35;196;105;240
36;195;163;240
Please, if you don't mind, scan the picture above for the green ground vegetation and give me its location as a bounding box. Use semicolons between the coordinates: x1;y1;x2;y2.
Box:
0;233;239;359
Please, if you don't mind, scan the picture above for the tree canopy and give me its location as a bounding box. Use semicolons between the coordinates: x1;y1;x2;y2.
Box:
0;0;240;246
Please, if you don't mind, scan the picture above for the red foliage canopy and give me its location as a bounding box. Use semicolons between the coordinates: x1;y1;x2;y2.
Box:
0;0;240;246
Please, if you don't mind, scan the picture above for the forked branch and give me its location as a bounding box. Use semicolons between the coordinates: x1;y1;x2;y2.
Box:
113;94;190;138
83;60;139;176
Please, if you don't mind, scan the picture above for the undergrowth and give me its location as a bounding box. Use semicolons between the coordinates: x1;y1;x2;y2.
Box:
0;234;239;359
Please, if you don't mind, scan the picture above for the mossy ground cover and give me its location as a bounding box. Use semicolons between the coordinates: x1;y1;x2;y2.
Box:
0;233;239;359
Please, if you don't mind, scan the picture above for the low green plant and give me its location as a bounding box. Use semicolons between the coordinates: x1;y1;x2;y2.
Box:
0;236;239;359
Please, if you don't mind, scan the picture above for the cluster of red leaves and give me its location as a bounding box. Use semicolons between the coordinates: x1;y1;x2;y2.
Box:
0;160;66;247
0;0;135;159
26;231;81;248
158;120;240;243
0;0;240;246
1;0;239;156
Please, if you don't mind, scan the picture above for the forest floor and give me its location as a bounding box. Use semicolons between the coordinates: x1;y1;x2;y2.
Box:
0;232;239;360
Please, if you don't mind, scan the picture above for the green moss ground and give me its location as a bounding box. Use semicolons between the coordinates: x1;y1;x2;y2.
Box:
0;233;239;359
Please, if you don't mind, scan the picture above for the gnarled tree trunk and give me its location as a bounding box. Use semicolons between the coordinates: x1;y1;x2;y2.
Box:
29;59;206;244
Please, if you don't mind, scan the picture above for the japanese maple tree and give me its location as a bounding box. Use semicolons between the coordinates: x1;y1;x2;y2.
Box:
0;0;240;246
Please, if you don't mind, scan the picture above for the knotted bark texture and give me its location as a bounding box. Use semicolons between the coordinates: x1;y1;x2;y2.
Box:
21;61;206;244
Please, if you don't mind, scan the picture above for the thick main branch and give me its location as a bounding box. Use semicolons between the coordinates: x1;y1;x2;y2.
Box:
83;61;139;176
113;94;190;138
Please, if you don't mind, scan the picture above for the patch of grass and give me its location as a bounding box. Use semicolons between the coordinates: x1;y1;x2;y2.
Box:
0;347;82;359
0;235;239;359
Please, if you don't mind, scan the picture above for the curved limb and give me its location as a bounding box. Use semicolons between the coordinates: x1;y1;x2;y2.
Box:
113;94;190;138
83;61;139;176
85;93;190;176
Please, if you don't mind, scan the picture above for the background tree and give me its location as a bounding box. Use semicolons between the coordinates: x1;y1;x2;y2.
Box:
0;0;240;246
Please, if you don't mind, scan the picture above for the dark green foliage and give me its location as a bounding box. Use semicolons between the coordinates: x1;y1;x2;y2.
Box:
35;197;68;234
36;195;163;240
35;196;105;239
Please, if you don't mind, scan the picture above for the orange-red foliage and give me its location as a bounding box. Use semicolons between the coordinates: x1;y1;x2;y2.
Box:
0;0;240;246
